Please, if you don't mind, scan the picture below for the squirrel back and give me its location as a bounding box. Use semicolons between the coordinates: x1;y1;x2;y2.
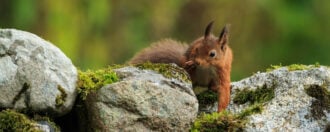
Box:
129;39;188;66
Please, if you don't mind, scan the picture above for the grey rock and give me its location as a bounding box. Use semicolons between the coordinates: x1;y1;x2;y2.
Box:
0;29;77;116
36;121;58;132
85;66;198;131
203;65;330;131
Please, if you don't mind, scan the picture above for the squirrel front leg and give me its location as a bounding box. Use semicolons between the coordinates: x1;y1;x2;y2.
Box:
213;69;231;112
217;82;230;112
209;82;230;112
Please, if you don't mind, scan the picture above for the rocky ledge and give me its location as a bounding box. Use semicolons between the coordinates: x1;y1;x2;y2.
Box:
0;29;329;131
198;64;330;131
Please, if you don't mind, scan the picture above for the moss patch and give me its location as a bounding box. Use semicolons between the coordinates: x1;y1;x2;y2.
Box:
191;104;263;131
266;64;283;72
196;90;218;108
0;109;41;132
266;63;321;72
305;85;330;120
191;111;244;132
135;62;191;83
77;67;119;100
55;85;67;107
236;104;263;119
233;84;275;105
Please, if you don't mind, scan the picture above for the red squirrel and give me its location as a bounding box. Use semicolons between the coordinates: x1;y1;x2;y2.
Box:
129;22;233;112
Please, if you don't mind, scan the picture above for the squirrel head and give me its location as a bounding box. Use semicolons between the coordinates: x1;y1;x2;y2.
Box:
185;21;230;68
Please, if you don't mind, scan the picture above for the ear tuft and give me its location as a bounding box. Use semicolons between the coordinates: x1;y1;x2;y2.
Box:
204;21;214;39
218;24;230;45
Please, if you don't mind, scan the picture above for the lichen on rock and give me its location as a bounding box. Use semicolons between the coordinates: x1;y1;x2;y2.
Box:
55;85;68;107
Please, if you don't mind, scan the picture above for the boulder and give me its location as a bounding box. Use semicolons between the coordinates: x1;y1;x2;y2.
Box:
84;66;198;131
0;29;77;116
202;65;330;131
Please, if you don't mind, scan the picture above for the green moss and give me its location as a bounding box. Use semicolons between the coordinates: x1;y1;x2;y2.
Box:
236;104;263;119
287;64;310;71
266;64;282;72
305;85;330;120
266;63;321;72
191;104;263;132
233;84;275;105
191;111;244;132
135;62;191;83
77;67;119;100
0;109;42;132
196;90;218;108
55;85;67;107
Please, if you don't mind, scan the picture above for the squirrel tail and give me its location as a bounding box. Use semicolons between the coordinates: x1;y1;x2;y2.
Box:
129;39;188;66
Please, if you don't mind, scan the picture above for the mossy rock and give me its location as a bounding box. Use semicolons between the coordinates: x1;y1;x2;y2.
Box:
266;63;321;72
134;62;191;83
196;90;218;109
233;84;275;105
191;104;263;131
77;66;119;100
305;84;330;120
76;63;189;100
0;109;59;132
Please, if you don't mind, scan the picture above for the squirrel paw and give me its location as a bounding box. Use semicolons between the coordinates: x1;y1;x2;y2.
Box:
184;60;196;71
185;60;194;66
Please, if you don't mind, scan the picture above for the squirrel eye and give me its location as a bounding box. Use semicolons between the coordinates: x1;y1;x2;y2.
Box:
209;50;216;58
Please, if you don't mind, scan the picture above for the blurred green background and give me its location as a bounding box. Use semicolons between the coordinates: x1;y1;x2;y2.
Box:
1;0;330;81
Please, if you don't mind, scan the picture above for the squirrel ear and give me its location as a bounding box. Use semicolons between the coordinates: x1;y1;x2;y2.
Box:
218;24;230;47
204;21;214;39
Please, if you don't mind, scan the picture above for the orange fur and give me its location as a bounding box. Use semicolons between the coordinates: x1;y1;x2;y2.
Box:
129;23;233;112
